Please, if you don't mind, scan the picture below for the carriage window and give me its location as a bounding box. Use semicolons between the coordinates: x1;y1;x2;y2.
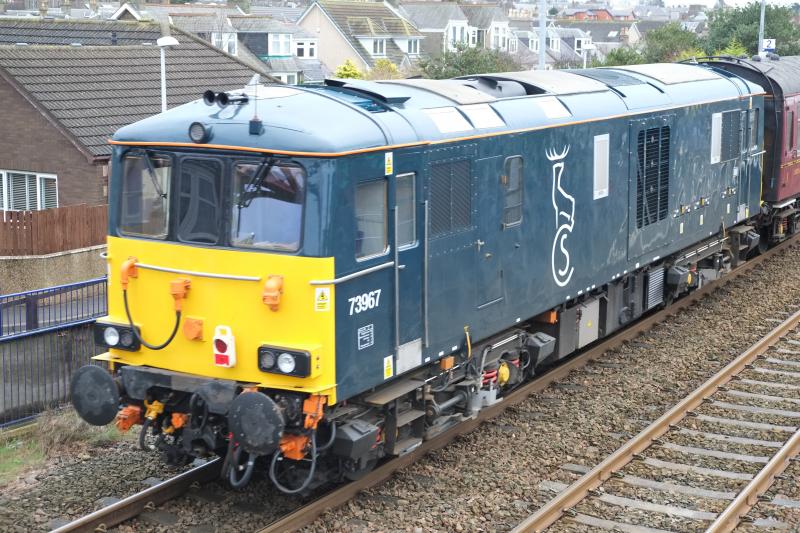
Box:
355;180;387;259
396;173;416;248
231;161;305;252
119;153;172;238
503;156;523;227
178;158;223;244
788;110;796;153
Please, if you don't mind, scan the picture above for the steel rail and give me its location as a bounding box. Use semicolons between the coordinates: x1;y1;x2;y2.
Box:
511;306;800;533
257;234;800;533
707;427;800;532
50;458;222;533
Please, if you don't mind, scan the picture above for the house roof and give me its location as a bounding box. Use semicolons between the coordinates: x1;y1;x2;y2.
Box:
297;58;329;83
0;20;274;159
248;6;306;23
228;14;315;37
399;2;467;30
309;0;420;68
0;18;161;45
557;21;633;43
169;13;232;34
460;5;508;29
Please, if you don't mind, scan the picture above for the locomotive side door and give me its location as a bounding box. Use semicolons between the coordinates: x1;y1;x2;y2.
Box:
392;152;425;376
474;155;504;309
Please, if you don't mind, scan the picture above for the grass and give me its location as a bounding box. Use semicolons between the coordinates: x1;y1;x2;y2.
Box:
0;409;129;486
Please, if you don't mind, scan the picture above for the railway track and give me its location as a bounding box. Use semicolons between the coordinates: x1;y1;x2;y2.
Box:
50;234;799;533
512;305;800;532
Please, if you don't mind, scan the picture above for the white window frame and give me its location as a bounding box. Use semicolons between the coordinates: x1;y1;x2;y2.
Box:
548;34;560;52
211;32;237;56
296;39;317;58
372;38;386;56
407;38;419;55
285;73;297;85
574;37;584;53
0;170;58;211
269;33;292;56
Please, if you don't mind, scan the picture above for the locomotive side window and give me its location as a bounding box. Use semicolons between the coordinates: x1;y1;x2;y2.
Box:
178;158;223;244
396;173;416;248
231;161;305;252
503;156;523;227
119;153;172;238
430;159;472;237
355;179;388;259
748;109;759;151
593;134;610;200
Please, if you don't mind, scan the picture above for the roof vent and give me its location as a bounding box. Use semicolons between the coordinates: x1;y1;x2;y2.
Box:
70;42;82;47
15;42;29;46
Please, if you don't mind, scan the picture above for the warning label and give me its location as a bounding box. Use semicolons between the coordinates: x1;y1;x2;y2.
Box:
383;354;394;380
314;287;330;312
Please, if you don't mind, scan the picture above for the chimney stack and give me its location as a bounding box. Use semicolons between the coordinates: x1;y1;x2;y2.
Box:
0;0;7;15
39;0;48;17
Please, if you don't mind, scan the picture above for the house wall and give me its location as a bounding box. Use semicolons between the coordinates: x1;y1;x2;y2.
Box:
299;5;369;72
0;77;105;207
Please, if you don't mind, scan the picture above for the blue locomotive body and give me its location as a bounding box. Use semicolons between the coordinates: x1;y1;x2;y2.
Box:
85;63;766;486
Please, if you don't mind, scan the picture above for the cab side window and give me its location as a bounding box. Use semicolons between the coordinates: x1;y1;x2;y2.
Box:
355;179;387;259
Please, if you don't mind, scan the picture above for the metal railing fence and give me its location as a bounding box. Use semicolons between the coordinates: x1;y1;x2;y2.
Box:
0;278;108;427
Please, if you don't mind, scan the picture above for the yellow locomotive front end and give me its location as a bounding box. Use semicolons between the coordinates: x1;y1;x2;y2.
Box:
71;139;343;490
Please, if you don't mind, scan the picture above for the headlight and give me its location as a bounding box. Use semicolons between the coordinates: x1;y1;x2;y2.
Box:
94;322;141;351
277;352;296;374
103;327;120;347
258;346;311;377
188;122;211;143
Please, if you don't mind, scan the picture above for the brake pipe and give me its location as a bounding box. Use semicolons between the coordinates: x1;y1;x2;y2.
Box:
120;257;189;351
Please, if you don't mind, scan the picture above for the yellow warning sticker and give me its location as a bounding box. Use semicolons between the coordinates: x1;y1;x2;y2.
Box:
383;355;394;380
385;152;394;176
314;287;330;312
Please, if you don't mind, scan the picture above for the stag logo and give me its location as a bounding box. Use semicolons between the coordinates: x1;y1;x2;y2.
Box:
547;146;575;288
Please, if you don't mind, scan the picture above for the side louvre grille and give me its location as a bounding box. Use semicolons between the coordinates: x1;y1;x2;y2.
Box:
645;267;665;310
429;159;471;237
636;126;670;229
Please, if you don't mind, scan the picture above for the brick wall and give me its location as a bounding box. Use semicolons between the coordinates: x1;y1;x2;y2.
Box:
0;77;106;207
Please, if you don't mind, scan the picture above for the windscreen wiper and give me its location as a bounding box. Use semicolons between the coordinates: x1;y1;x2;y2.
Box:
238;158;276;209
141;150;167;199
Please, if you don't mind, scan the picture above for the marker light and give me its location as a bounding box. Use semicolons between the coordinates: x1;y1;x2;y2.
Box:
103;327;120;347
213;326;236;368
259;349;276;370
277;352;296;374
189;122;211;143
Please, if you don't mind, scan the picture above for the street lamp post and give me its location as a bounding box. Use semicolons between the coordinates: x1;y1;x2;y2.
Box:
758;0;766;54
156;36;179;113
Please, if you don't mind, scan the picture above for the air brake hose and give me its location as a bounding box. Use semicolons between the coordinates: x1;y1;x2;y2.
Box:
122;289;181;351
269;431;318;494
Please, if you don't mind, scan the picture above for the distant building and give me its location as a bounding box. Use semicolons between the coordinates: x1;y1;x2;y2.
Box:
298;0;422;74
399;2;469;57
0;18;272;211
460;4;511;52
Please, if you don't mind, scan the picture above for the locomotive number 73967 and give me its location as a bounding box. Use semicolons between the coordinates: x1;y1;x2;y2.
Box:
348;290;381;315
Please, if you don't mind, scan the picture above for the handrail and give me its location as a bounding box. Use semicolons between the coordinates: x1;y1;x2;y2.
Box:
309;261;394;286
134;262;261;282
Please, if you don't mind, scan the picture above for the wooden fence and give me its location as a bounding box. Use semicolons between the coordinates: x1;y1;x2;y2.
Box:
0;205;107;256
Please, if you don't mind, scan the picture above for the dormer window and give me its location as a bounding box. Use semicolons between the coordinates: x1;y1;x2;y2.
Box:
296;40;317;58
373;39;386;56
407;38;419;55
211;32;237;56
548;35;560;52
269;33;291;56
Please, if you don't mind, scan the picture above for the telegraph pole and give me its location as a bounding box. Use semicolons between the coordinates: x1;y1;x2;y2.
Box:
758;0;766;53
538;0;546;69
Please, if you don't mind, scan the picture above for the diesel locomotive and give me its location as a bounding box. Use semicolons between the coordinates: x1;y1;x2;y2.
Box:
71;58;797;492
